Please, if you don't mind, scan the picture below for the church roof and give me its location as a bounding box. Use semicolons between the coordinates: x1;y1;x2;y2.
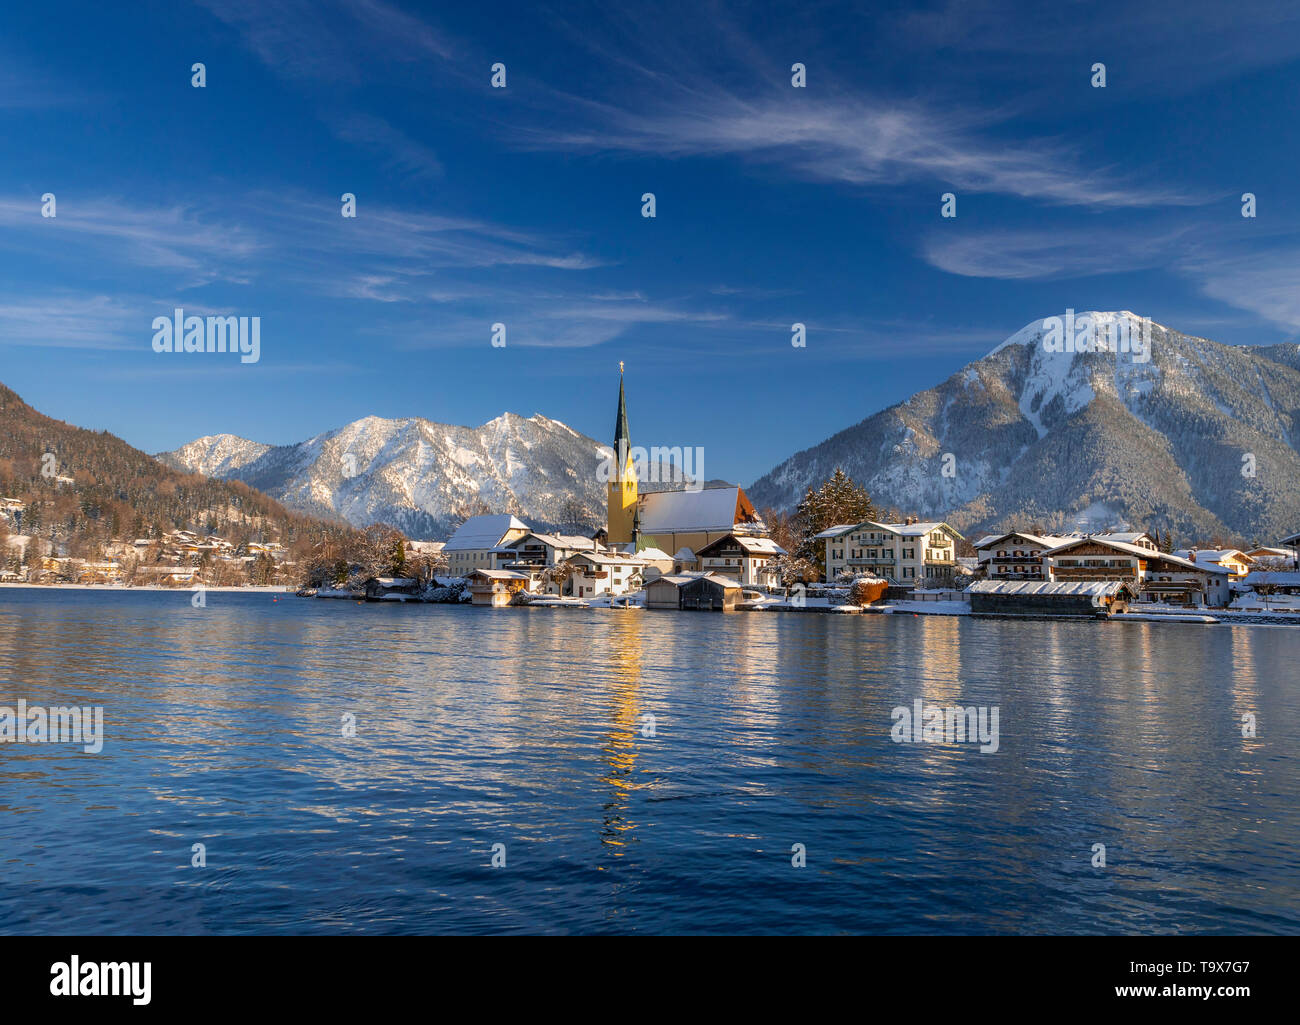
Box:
639;486;757;534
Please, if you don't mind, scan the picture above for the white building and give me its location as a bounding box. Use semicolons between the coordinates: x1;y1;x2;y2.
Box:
1044;536;1232;606
561;551;647;599
818;519;963;584
974;531;1079;581
444;514;530;576
694;533;785;588
1173;548;1255;580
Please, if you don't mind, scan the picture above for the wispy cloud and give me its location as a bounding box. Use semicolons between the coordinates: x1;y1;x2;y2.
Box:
923;223;1197;280
323;111;443;179
1188;248;1300;333
193;0;453;83
383;290;730;350
526;92;1203;208
0;293;140;350
0;192;601;299
0;197;263;285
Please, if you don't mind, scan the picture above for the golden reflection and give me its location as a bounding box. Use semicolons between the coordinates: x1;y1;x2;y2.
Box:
598;611;644;855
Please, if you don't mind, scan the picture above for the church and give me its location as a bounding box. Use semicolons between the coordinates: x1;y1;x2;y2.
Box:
606;366;768;558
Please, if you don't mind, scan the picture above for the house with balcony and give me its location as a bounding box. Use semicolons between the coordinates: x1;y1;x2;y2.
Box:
489;531;596;571
1043;536;1231;606
974;531;1079;581
694;533;785;588
819;518;964;584
559;550;647;599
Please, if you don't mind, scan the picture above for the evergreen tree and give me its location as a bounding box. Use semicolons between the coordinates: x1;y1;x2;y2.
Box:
791;468;879;571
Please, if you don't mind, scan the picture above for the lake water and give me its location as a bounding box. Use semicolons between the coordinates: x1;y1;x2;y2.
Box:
0;588;1296;934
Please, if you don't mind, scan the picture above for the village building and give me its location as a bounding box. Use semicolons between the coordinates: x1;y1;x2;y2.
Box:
671;547;698;573
1043;536;1231;606
1244;546;1298;568
819;519;964;584
645;573;697;610
694;534;785;588
1173;548;1255;580
973;531;1079;581
489;531;596;570
967;579;1134;617
466;568;530;606
627;546;674;581
679;573;743;611
559;551;647;599
444;514;530;576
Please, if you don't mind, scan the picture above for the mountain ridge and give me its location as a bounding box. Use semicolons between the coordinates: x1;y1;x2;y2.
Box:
748;312;1300;544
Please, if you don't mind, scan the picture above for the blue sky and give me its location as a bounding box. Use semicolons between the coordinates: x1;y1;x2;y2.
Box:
2;0;1299;486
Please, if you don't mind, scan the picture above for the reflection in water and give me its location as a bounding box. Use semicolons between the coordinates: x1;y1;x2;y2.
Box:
0;588;1297;935
599;612;643;855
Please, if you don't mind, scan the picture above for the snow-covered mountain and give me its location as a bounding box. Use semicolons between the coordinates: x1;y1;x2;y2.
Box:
162;434;272;478
158;413;626;539
749;313;1300;543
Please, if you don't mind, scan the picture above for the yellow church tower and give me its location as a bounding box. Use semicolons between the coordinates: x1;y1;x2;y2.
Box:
607;362;639;545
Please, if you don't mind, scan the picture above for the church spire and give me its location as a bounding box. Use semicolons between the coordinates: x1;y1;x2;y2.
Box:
606;362;639;545
613;361;630;468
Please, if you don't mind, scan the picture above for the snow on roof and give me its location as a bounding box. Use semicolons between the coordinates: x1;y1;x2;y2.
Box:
673;547;696;560
444;514;530;550
813;523;859;539
568;550;646;566
1094;532;1153;544
697;534;786;556
968;579;1128;597
636;546;673;561
468;568;530;580
880;521;947;536
1280;532;1300;547
1241;571;1300;587
1047;537;1229;573
639;487;745;533
648;573;701;587
1173;549;1247;564
975;531;1077;550
520;532;597;550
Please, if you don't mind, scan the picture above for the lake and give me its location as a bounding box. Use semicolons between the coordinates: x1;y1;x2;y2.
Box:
0;588;1296;934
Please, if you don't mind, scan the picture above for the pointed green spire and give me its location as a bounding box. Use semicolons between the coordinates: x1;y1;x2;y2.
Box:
613;363;630;460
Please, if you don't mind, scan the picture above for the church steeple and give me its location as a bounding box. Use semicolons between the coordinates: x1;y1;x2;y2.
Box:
613;362;630;471
606;362;639;545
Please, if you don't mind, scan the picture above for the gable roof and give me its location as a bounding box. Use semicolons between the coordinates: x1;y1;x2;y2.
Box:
695;533;787;557
639;486;759;533
813;523;862;540
1172;548;1250;565
1046;536;1229;573
444;514;530;551
975;530;1078;550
